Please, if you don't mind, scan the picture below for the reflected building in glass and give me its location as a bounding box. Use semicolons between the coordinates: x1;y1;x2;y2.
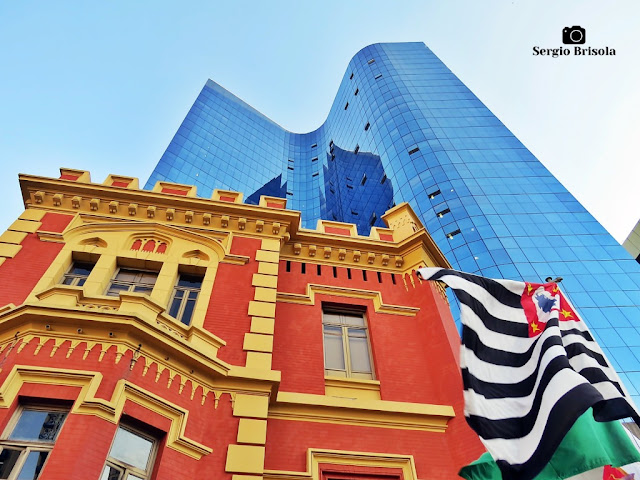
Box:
146;42;640;404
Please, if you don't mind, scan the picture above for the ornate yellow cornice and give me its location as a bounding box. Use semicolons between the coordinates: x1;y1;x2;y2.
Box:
19;170;450;274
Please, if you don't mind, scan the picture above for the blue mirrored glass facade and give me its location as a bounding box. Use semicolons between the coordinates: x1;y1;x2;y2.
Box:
146;42;640;404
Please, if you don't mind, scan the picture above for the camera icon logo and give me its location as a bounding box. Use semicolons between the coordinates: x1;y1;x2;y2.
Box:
563;26;586;44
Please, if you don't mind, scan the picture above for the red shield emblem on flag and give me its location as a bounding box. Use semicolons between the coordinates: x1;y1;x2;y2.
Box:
521;282;579;337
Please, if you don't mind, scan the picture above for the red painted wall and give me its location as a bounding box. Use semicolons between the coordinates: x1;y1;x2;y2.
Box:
0;213;73;308
271;260;485;477
203;236;261;366
0;336;238;480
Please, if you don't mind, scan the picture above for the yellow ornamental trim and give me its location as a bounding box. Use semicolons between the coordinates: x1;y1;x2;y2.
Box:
0;365;212;459
276;284;419;317
269;391;454;433
264;449;418;480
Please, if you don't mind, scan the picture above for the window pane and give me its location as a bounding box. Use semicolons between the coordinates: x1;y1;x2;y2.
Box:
106;284;129;296
188;291;198;300
342;313;365;326
323;327;345;370
10;411;66;442
169;295;182;318
62;277;75;285
138;272;158;285
109;427;153;471
322;312;342;325
132;286;153;295
114;270;138;283
348;333;372;373
177;275;202;288
16;451;48;480
181;299;196;326
0;448;21;479
76;278;86;287
71;264;93;276
100;465;123;480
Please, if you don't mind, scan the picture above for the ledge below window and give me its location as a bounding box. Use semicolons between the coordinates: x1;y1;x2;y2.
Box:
325;376;381;401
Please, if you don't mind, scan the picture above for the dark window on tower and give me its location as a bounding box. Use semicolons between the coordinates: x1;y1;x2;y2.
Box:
380;174;387;184
374;73;382;80
361;174;367;185
446;229;462;239
349;72;354;79
344;102;349;110
354;88;359;96
408;146;420;155
367;58;375;64
311;143;317;148
428;189;441;199
364;122;370;131
354;145;360;154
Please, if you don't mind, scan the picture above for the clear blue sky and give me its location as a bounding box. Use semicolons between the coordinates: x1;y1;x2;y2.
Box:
1;1;638;241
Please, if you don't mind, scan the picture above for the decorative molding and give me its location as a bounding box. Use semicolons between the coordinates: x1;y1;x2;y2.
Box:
270;391;453;432
276;284;420;317
0;365;212;459
265;449;419;480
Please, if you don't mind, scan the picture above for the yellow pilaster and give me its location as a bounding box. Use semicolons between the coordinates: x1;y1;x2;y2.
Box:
244;239;280;370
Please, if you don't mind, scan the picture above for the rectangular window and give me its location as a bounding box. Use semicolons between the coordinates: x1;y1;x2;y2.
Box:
354;145;360;154
380;174;387;184
367;58;375;64
364;122;370;131
361;174;367;185
447;229;461;239
408;146;420;155
168;274;202;326
311;143;317;148
344;102;349;110
374;73;382;80
0;406;68;480
106;269;158;297
312;172;319;177
311;157;318;162
349;72;354;80
323;309;374;379
61;262;94;287
101;425;156;480
428;189;441;199
437;208;451;218
354;88;359;96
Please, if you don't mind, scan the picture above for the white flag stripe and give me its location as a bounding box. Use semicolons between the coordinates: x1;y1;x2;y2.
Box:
460;303;534;353
569;352;620;381
463;346;577;421
435;273;528;324
494;278;531;296
461;325;563;383
482;370;588;465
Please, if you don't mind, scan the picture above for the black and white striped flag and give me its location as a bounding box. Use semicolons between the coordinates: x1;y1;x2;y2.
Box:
416;267;640;480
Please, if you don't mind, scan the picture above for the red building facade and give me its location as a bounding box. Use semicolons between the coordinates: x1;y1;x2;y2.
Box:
0;168;483;479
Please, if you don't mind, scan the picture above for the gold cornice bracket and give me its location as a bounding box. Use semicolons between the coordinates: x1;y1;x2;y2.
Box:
276;284;419;317
269;391;454;432
0;365;212;460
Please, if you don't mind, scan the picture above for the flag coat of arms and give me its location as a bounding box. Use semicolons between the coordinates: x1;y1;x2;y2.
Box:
416;267;640;480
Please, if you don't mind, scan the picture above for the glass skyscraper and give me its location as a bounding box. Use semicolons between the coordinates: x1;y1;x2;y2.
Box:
146;42;640;405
